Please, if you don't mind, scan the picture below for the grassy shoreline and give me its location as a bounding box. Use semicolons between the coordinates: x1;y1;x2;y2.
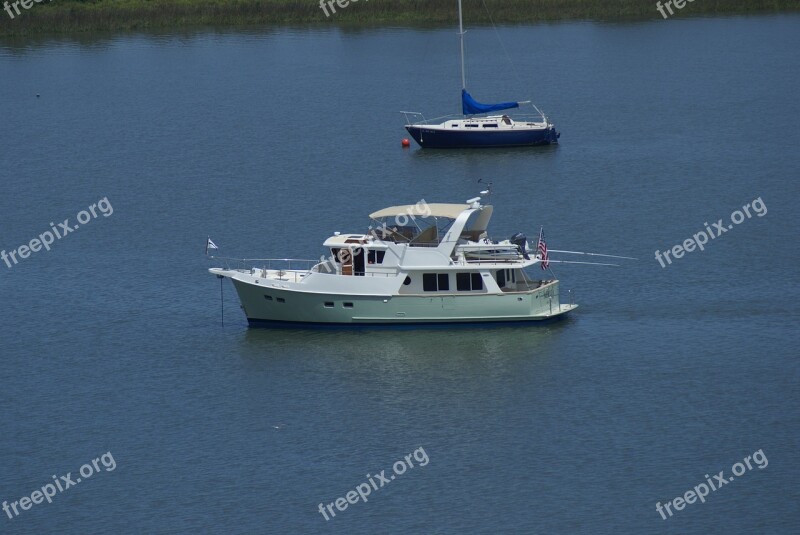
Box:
1;0;798;36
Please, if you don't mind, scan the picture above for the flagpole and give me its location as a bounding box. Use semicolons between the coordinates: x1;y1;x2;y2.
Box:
217;274;224;327
536;226;541;268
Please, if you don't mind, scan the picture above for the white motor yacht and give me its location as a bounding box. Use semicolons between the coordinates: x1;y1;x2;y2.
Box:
209;197;576;326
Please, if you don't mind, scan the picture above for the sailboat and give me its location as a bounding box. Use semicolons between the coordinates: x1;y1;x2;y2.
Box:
402;0;560;149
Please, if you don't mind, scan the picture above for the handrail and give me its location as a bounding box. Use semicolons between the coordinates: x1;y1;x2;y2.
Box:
403;112;552;126
210;257;319;263
210;256;402;280
399;111;426;125
209;256;321;272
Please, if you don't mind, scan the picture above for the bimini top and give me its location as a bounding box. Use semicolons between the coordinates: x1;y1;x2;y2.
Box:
369;203;470;220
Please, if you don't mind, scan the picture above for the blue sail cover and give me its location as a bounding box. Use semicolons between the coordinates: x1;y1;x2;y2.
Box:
461;89;519;115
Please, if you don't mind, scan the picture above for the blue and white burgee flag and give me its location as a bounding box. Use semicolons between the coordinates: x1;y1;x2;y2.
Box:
205;237;219;256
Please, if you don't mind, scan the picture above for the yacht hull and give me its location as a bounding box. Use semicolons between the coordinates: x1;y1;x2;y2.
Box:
228;276;576;326
405;125;559;148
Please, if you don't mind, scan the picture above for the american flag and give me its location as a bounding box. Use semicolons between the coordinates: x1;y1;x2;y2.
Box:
537;228;549;270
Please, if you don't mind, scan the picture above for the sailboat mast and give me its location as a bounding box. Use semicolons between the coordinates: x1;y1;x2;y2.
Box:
458;0;466;90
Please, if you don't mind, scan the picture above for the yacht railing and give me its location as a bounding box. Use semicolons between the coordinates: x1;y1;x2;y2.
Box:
401;108;551;126
455;254;525;265
211;257;320;272
350;272;396;278
401;112;469;126
211;256;398;280
400;111;426;125
507;114;552;125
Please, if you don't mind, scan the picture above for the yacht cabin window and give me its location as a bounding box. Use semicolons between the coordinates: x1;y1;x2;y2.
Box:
422;273;450;292
457;272;484;291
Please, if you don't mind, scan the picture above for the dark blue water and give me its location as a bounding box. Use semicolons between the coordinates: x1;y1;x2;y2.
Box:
1;15;799;534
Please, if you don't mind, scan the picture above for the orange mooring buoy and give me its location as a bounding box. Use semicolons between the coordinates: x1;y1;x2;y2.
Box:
401;138;411;148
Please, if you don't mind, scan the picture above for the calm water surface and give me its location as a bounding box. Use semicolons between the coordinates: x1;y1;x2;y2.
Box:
1;15;799;534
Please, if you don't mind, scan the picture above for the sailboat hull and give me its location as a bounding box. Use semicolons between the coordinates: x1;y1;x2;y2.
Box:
405;124;559;148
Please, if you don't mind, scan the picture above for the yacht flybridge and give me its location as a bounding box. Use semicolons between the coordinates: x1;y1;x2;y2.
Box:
209;197;579;326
